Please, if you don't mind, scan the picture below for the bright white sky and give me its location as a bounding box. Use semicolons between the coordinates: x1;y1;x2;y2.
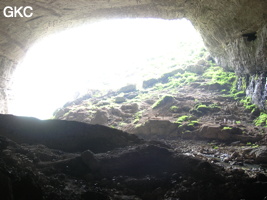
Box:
9;18;203;119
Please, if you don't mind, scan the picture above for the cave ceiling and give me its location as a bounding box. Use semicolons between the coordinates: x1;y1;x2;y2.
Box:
0;0;265;71
0;0;266;113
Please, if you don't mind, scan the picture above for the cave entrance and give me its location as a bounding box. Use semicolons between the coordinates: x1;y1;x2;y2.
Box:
9;18;205;119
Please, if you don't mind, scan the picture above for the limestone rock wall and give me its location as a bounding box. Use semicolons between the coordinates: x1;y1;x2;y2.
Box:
0;56;16;113
186;0;267;108
187;0;267;74
0;0;266;113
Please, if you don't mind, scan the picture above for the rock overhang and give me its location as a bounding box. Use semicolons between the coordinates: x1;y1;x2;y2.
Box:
0;0;266;113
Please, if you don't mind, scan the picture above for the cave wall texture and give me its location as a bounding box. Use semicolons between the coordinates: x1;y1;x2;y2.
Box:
0;0;266;113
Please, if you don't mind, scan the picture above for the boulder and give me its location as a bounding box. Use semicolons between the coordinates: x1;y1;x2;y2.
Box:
250;146;267;163
152;95;175;109
110;107;123;116
158;69;182;83
94;144;174;177
120;103;139;113
81;150;99;170
197;124;262;143
90;110;108;125
200;82;231;91
115;96;126;103
142;78;158;89
124;92;139;99
118;84;137;93
185;64;206;74
132;120;178;139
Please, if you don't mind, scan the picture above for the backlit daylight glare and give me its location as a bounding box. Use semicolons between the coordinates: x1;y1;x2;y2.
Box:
9;18;205;119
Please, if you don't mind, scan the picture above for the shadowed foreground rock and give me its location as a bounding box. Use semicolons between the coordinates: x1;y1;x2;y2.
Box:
0;114;267;200
0;114;141;153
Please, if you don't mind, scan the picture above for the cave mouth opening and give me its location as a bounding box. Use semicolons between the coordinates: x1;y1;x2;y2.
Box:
9;18;206;120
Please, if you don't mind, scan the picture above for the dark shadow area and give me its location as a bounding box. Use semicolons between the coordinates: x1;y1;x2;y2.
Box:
242;32;257;41
0;114;267;200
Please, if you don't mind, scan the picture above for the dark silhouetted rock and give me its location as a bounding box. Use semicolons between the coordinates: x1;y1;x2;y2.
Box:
0;172;13;200
0;114;141;153
13;174;43;200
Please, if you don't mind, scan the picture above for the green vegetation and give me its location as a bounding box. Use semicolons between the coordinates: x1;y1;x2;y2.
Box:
254;112;267;127
176;115;198;127
152;95;174;109
133;119;139;124
198;47;208;58
133;111;144;124
176;115;190;123
153;83;165;91
233;91;245;98
196;104;208;109
170;105;179;113
246;142;259;148
239;76;248;91
53;47;267;133
240;97;257;111
203;65;236;85
190;103;220;115
201;66;260;119
150;71;200;92
167;72;198;88
202;65;247;100
137;92;154;101
213;145;219;150
188;120;199;126
209;103;221;109
119;122;128;127
135;124;142;128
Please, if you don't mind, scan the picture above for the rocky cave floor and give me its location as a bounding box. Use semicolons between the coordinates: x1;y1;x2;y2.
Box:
2;60;267;200
1;129;267;200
